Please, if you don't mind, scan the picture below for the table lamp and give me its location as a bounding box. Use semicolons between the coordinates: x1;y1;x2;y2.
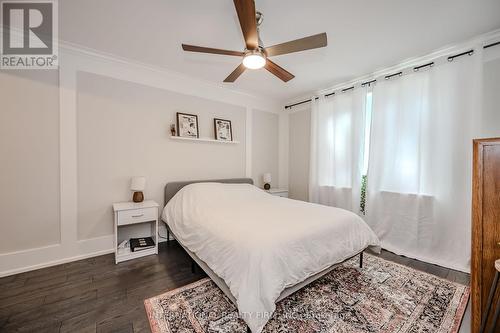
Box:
130;176;146;203
263;173;272;190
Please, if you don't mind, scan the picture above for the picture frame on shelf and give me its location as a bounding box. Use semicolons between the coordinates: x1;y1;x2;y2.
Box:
214;118;233;141
176;112;199;138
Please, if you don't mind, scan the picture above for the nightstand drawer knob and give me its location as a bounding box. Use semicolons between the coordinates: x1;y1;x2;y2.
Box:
132;214;144;218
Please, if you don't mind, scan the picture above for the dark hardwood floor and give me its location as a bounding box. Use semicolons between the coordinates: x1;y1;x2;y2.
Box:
0;242;206;333
0;242;469;333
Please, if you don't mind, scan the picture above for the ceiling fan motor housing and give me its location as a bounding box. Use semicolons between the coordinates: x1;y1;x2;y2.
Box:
256;11;263;26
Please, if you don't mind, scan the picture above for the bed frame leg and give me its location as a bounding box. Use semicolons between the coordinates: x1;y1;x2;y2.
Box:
359;252;363;268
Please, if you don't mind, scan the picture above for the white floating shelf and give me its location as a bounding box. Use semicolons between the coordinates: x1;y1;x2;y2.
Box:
170;136;239;144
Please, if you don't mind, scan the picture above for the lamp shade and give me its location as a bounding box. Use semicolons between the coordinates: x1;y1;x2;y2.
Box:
263;173;272;184
130;176;146;191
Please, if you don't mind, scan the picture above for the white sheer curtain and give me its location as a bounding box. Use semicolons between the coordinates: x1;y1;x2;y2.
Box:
309;89;366;212
366;47;483;272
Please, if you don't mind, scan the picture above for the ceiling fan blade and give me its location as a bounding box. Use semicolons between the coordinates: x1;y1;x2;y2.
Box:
264;59;295;82
182;44;245;56
265;32;328;57
224;63;246;82
233;0;258;50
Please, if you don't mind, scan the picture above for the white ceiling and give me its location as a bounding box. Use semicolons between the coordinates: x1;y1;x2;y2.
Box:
60;0;500;103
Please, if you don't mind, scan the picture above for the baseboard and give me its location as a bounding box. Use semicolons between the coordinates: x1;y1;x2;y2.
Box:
381;244;470;274
0;234;172;278
0;235;115;278
0;247;114;278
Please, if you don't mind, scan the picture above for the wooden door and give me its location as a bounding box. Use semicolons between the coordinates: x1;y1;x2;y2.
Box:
472;138;500;332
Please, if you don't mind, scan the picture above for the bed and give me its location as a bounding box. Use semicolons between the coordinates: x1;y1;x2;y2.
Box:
161;178;380;333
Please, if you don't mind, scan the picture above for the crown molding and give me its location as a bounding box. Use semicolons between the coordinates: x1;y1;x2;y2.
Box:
58;39;282;113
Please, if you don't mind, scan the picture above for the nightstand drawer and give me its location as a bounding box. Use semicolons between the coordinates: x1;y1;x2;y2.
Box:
118;207;157;226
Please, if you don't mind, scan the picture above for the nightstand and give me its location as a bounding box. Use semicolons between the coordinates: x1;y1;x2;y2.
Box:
267;188;289;198
112;200;159;264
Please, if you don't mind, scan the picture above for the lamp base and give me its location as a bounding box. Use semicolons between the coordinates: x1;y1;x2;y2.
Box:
264;183;271;190
133;191;144;203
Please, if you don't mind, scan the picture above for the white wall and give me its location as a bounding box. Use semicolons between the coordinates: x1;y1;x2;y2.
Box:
278;113;290;191
0;71;61;253
252;110;279;188
77;71;247;240
482;56;500;137
0;45;283;277
288;107;311;201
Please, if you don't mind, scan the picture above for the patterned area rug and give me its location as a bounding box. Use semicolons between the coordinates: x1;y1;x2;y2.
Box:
144;253;469;333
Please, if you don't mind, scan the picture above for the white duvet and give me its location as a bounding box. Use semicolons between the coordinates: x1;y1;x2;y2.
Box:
162;183;380;333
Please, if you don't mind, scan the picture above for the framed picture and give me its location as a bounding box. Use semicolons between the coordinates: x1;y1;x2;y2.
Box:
214;118;233;141
176;112;199;138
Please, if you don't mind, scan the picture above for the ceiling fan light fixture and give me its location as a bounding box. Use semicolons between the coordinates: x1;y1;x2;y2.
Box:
243;50;266;69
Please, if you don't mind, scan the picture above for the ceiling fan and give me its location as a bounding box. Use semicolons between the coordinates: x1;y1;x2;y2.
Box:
181;0;328;83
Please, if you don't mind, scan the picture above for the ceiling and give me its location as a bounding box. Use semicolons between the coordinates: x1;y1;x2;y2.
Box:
60;0;500;103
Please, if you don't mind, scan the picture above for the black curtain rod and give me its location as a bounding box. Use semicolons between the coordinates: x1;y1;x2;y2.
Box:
285;41;500;110
361;79;377;87
414;61;434;71
447;49;474;62
284;92;335;109
484;41;500;49
284;98;312;109
385;71;403;80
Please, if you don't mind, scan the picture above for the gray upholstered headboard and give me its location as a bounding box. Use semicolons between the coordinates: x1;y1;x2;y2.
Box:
164;178;254;206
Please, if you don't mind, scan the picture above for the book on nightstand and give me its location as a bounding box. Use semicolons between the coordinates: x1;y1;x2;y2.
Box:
130;237;155;252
